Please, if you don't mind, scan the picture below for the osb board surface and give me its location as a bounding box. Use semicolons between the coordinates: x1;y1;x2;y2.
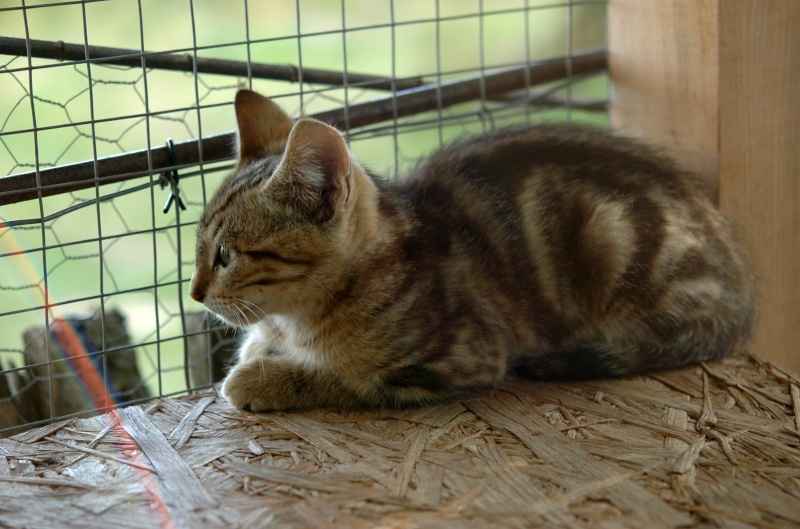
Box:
1;355;799;528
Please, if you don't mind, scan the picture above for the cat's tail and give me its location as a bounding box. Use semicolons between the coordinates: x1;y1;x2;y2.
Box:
513;303;756;380
511;344;633;380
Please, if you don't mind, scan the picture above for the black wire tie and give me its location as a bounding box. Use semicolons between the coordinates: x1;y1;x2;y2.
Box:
161;138;186;214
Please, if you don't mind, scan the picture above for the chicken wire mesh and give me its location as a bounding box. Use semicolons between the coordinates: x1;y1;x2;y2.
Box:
0;0;608;435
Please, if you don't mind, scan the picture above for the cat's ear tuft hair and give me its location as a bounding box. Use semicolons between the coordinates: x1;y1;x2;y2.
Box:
234;90;294;165
272;118;352;221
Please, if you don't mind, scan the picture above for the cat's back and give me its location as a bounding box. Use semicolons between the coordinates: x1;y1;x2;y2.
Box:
400;124;699;200
381;123;754;376
391;123;707;274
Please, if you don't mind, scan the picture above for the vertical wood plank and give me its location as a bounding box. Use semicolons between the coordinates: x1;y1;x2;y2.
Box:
608;0;800;370
716;1;800;372
608;0;720;188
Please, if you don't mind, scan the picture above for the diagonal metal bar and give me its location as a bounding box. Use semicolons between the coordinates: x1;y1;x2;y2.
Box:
0;49;606;205
313;49;606;131
0;36;426;91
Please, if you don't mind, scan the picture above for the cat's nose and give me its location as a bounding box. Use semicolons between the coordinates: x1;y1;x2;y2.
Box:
189;281;205;303
189;270;205;303
189;289;205;303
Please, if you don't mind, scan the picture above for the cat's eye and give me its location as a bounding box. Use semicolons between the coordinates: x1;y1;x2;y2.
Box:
217;245;232;267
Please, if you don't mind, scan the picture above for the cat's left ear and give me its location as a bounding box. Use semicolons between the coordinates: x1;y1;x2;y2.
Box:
235;90;294;165
271;118;351;221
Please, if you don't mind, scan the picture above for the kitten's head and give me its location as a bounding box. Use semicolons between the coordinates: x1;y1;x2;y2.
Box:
189;90;375;326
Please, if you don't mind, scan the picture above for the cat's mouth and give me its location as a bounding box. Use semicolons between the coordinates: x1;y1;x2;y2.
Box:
204;299;263;328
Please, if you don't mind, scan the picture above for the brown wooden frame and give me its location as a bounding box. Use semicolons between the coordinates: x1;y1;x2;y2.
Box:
609;0;800;370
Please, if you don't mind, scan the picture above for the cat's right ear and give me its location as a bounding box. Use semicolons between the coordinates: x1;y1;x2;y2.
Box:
270;118;352;222
234;90;294;165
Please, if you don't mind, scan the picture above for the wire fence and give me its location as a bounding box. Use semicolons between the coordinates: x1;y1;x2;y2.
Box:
0;0;608;436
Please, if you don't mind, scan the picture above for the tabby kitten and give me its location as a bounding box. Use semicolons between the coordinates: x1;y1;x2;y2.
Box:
189;89;754;412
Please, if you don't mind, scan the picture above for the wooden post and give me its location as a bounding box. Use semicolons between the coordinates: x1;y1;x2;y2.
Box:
609;0;800;371
10;309;150;426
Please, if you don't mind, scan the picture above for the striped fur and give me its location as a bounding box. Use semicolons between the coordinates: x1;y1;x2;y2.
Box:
189;90;755;411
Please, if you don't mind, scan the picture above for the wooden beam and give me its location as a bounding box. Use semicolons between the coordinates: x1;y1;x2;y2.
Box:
608;0;800;370
716;2;800;372
608;1;720;188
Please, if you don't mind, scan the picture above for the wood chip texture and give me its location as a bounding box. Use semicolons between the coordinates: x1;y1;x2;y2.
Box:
1;354;799;528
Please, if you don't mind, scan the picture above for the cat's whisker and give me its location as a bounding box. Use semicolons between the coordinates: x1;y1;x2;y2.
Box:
230;303;249;328
235;299;258;323
223;318;244;338
237;298;269;322
212;313;230;329
301;273;334;301
257;357;266;381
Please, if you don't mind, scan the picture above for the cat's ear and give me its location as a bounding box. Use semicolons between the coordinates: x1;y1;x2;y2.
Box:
271;118;351;221
234;90;294;165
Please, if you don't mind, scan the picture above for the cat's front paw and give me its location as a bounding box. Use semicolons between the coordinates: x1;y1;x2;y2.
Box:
221;357;367;411
221;362;277;412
